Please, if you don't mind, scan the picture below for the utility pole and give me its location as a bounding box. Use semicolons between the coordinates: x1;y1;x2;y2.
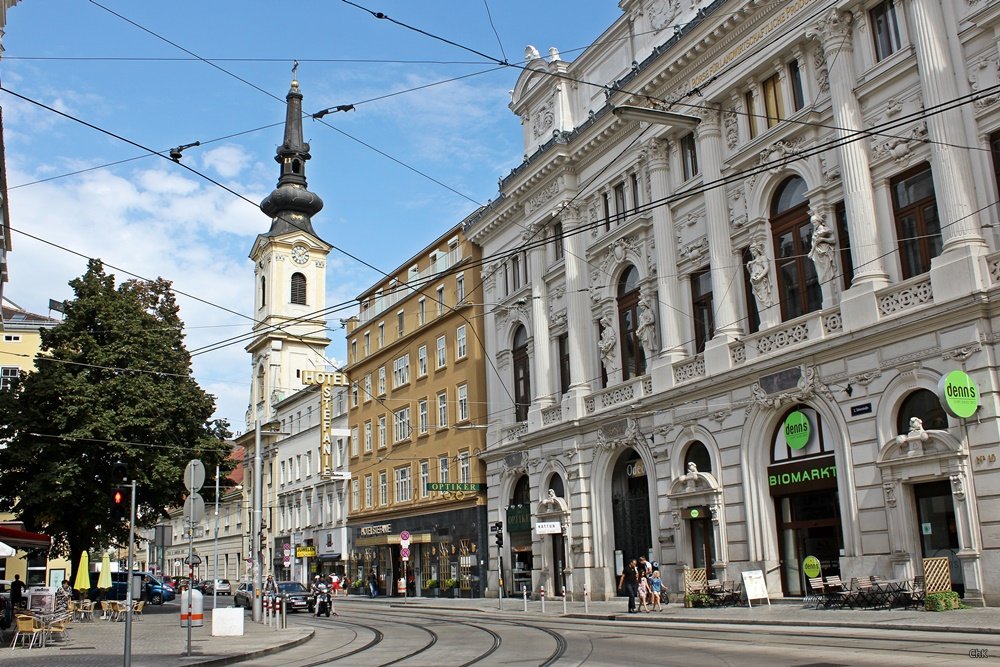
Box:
252;418;263;623
123;480;136;667
213;465;220;611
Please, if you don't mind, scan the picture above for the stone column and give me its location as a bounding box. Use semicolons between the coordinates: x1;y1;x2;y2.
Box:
526;224;554;409
904;0;989;298
561;204;598;420
694;105;740;373
808;9;888;315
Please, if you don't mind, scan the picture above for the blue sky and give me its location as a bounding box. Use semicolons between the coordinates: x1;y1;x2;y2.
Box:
1;1;622;433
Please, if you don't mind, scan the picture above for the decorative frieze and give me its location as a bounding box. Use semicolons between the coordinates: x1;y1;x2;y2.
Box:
877;280;933;316
673;355;706;383
756;323;809;354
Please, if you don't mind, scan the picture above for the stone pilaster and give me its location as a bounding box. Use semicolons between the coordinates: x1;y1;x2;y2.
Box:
562;204;597;420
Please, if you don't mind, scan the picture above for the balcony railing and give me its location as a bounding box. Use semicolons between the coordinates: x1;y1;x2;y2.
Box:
356;246;463;326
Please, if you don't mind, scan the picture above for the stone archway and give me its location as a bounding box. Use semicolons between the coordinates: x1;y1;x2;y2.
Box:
667;463;727;581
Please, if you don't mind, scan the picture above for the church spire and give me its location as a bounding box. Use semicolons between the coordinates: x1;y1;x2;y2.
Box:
260;68;324;236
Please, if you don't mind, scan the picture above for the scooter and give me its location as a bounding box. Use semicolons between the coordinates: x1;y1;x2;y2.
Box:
314;584;331;617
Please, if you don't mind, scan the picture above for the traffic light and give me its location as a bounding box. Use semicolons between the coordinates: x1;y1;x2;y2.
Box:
111;485;128;519
494;522;503;547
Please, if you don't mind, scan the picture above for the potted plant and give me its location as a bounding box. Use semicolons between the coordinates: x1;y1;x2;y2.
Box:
444;578;458;598
684;592;712;608
424;579;439;597
925;591;961;612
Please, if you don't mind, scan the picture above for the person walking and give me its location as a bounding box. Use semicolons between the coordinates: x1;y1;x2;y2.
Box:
650;570;664;611
331;573;341;597
637;575;650;612
617;559;639;613
368;569;378;598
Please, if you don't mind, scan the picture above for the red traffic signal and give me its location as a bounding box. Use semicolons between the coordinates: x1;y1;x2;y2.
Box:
112;488;125;505
111;486;128;518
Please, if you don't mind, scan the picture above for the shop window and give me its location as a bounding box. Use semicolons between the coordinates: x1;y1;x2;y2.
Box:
892;164;941;279
771;176;821;321
871;0;901;62
896;389;949;434
691;268;714;354
512;325;531;422
617;265;646;379
684;441;712;474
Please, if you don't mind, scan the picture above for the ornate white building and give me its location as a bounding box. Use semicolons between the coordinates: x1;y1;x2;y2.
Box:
465;0;1000;605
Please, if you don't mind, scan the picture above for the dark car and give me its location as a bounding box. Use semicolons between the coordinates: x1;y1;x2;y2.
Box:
277;581;310;613
234;582;254;609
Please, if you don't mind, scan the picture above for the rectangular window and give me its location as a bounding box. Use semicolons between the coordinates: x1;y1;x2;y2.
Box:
295;455;301;480
558;333;570;394
511;254;522;291
351;426;359;456
789;60;805;111
392;354;410;388
280;461;286;486
305;451;312;478
378;367;386;395
394;406;411;443
834;202;855;291
417;345;428;376
3;334;21;342
439;456;450;484
364;421;372;453
436;285;445;315
420;461;430;498
378;414;387;449
418;298;426;326
379;471;388;506
871;0;901;62
614;182;626;222
377;322;384;348
892;164;941;279
457;384;469;422
418;399;429;434
437;391;448;429
552;221;564;261
363;332;370;355
397;310;405;338
0;366;17;391
365;475;373;508
631;173;641;214
456;273;465;303
681;132;699;180
603;192;612;231
459;451;470;484
351;381;358;407
745;91;758;139
691;267;715;354
456;325;467;359
762;73;783;129
353;479;360;512
350;340;357;363
436;335;447;368
364;374;372;402
394;466;412;503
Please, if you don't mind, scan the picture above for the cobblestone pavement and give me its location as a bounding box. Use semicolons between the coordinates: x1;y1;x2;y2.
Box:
4;594;997;666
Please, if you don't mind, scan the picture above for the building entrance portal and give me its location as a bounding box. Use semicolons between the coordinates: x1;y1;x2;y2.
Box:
612;449;652;568
914;480;964;596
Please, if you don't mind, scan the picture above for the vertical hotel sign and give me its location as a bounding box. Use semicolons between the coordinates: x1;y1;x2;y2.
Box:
302;370;350;475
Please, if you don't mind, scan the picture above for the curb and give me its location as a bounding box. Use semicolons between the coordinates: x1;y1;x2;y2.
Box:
185;628;315;667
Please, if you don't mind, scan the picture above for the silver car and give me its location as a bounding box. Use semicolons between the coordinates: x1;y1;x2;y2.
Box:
209;579;232;595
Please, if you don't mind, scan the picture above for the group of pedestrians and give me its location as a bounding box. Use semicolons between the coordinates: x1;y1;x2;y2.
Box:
618;556;665;613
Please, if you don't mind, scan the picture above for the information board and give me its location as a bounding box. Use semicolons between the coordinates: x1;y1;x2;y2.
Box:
741;569;771;607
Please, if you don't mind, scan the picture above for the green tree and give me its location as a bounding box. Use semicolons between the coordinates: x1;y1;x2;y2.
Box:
0;260;233;579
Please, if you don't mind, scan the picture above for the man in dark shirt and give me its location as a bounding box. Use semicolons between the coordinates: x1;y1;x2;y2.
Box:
617;559;639;613
10;574;25;608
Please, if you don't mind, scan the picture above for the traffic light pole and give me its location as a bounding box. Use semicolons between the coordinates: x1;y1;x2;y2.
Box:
123;480;136;667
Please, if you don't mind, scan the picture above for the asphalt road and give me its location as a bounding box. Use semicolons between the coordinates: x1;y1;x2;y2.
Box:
235;598;998;666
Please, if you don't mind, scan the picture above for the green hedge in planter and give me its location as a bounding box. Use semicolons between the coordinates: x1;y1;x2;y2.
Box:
925;591;962;612
684;593;712;608
444;578;458;590
424;579;438;589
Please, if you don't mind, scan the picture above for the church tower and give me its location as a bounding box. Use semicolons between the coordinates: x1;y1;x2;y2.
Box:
246;75;332;427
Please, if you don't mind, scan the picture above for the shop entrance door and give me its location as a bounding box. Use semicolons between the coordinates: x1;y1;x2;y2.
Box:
914;480;963;596
611;450;652;570
689;515;714;580
775;490;842;596
550;532;566;594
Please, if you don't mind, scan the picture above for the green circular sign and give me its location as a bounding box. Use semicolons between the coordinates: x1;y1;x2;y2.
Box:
783;410;811;450
689;509;700;518
938;370;979;419
803;555;821;579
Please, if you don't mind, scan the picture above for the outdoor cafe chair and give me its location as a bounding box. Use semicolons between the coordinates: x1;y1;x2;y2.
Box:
133;601;145;620
10;615;43;649
77;600;96;622
807;577;826;608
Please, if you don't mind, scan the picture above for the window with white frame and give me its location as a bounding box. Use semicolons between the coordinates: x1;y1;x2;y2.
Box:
378;367;386;395
456;325;467;359
379;471;388;506
459;451;470;483
351;426;359;456
439;455;450;484
394;406;411;442
378;414;387;449
394;465;412;503
397;310;405;338
365;475;373;508
350;339;357;362
457;384;469;422
295;454;301;480
0;367;17;391
392;354;410;387
363;331;370;355
436;285;445;314
305;451;312;477
420;461;430;498
377;322;385;347
456;273;465;303
437;391;448;428
681;132;699;180
351;380;359;406
280;460;286;485
418;399;429;434
364;421;372;453
352;479;359;511
870;0;901;62
417;345;428;376
436;335;447;368
364;374;372;402
418;298;426;325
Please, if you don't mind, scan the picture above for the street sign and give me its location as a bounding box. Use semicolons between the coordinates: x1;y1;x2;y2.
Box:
283;543;292;556
400;547;410;561
183;492;205;524
399;530;410;541
183;459;205;492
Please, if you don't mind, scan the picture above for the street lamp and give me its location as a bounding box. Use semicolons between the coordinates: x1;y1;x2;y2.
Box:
612;105;701;130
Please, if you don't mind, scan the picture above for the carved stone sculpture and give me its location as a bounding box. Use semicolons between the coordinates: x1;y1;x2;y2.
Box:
598;315;617;372
636;295;657;361
807;214;836;284
747;241;772;307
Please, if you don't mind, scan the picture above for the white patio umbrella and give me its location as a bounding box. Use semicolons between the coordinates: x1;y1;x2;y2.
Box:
0;540;14;558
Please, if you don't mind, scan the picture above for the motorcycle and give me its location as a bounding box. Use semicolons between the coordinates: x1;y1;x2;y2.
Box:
313;584;331;617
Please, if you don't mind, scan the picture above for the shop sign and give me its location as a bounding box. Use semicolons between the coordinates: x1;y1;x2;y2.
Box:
938;370;979;419
425;482;486;492
360;524;392;537
302;370;351;475
534;521;561;534
768;457;837;494
506;504;531;533
802;555;821;579
681;506;710;520
296;546;316;558
626;459;646;478
783;410;811;450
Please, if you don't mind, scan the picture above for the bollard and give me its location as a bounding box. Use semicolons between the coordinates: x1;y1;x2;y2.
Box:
584;584;589;614
522;585;528;612
280;596;287;629
540;585;545;614
563;587;567;614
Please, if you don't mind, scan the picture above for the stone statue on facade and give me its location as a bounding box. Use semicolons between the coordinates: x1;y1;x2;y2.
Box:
636;295;657;361
598;314;617;372
682;461;699;492
807;214;836;284
895;416;928;457
747;241;772;307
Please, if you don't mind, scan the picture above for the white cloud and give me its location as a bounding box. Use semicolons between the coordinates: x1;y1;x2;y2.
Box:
200;145;252;179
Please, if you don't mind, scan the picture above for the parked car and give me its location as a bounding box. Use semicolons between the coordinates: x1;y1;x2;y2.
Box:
208;579;232;595
90;571;175;605
234;582;254;609
277;581;310;613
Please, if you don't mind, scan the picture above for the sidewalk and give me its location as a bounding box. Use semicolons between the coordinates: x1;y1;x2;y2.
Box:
4;604;311;667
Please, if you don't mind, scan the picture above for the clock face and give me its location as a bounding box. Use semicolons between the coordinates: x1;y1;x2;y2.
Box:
291;245;309;265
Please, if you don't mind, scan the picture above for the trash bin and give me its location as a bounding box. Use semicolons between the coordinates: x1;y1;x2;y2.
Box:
180;589;203;627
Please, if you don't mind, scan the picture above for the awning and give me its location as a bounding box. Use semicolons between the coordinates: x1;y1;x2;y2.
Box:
317;553;342;562
0;525;51;550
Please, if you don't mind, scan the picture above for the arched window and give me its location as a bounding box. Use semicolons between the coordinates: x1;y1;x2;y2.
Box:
617;265;646;379
512;325;531;422
684;441;712;474
512;475;531;506
896;389;948;434
291;272;307;305
771;176;821;321
547;474;565;498
260;276;266;307
256;365;266;404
